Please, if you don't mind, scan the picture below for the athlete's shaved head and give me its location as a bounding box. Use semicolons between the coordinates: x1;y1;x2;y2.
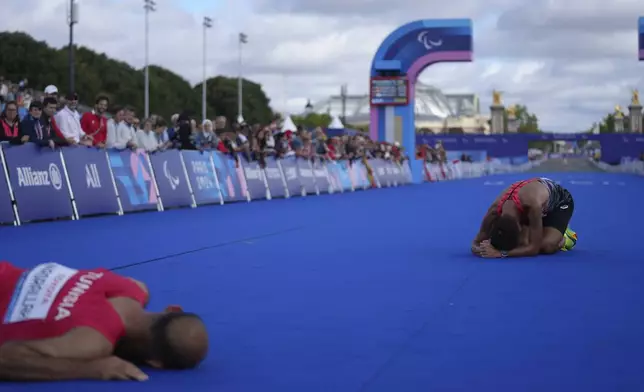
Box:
490;215;521;251
150;312;209;369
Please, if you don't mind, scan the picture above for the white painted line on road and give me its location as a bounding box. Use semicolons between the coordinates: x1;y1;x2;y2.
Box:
483;181;505;186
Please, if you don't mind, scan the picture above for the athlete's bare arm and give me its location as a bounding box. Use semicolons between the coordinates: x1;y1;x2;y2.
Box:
0;297;149;381
0;341;138;381
472;186;510;251
506;198;543;257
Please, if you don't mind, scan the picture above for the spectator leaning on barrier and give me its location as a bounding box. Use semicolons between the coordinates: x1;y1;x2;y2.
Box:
18;98;64;148
153;118;171;150
107;106;138;149
0;101;20;143
55;92;91;146
80;95;109;147
136;118;160;152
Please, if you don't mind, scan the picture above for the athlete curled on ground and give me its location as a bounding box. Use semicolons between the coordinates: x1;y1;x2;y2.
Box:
0;261;209;381
471;178;575;258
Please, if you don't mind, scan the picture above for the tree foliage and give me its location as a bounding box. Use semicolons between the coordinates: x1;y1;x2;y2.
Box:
597;112;629;133
504;104;540;133
0;32;273;121
291;113;332;128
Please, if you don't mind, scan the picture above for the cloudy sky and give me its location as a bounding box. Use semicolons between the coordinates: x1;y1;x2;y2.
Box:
2;0;643;131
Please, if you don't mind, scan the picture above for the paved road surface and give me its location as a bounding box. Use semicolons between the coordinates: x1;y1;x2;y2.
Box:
528;158;601;172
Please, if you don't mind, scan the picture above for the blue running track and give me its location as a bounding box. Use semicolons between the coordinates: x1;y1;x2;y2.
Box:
2;171;643;392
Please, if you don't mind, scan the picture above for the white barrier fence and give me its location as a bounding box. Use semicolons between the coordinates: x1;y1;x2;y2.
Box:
590;158;644;175
424;160;542;182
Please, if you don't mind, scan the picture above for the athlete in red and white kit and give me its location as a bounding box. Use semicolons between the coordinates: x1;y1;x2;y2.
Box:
0;261;208;381
471;177;576;258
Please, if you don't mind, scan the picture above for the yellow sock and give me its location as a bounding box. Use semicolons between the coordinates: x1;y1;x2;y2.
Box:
560;227;577;251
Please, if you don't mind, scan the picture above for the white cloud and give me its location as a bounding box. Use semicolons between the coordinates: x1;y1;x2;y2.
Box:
2;0;644;131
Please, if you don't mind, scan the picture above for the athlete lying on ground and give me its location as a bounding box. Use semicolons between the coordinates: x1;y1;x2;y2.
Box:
0;261;208;381
471;177;577;258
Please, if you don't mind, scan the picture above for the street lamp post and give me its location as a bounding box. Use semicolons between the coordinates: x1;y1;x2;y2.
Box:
237;32;248;124
202;17;213;122
67;0;79;93
143;0;156;119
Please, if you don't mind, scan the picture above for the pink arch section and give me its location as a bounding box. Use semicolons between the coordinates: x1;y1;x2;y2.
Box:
369;50;473;141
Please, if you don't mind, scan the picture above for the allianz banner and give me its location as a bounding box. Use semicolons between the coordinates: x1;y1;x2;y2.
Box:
0;145;15;223
264;157;286;198
311;160;330;194
280;157;302;197
240;158;267;200
149;150;193;208
181;150;221;205
62;147;119;216
2;143;73;221
108;149;158;212
296;159;317;195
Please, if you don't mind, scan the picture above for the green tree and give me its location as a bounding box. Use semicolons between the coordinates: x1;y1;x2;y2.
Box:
291;113;331;128
195;76;273;125
0;31;273;122
504;104;540;133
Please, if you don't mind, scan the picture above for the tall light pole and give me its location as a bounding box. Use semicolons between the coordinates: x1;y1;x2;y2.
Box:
67;0;79;93
237;32;248;124
143;0;156;119
202;17;213;122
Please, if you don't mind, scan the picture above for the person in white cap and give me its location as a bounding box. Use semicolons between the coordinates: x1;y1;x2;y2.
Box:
43;85;58;99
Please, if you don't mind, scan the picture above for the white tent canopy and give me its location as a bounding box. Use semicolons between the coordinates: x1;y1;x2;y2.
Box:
328;115;344;129
281;115;297;132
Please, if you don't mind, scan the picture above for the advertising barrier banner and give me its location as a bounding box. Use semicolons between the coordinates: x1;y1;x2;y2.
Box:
108;149;158;212
336;161;353;191
280;157;302;197
351;161;370;190
375;160;392;186
296;159;317;194
62;147;119;216
3;144;72;221
264;157;286;198
311;160;331;194
181;150;221;205
211;151;245;202
0;146;15;223
325;161;343;192
241;159;267;200
368;159;382;187
149;150;193;208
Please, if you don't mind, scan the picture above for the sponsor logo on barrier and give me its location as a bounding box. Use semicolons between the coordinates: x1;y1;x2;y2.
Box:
85;163;102;188
163;160;180;190
3;263;78;324
16;163;63;190
299;167;313;178
265;167;282;179
283;167;297;181
244;166;262;180
190;160;216;190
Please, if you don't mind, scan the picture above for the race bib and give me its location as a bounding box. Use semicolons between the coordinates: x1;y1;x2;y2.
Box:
3;263;78;324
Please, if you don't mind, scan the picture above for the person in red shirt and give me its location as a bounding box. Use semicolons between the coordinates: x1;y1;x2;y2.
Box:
80;95;109;147
0;261;208;381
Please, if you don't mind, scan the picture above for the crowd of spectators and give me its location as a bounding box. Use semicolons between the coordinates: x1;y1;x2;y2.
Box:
0;80;408;167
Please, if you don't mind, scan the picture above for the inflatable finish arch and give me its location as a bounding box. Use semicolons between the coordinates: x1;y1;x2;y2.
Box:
369;19;473;182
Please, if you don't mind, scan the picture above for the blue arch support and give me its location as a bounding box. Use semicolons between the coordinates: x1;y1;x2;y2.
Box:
369;19;473;183
639;17;644;60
